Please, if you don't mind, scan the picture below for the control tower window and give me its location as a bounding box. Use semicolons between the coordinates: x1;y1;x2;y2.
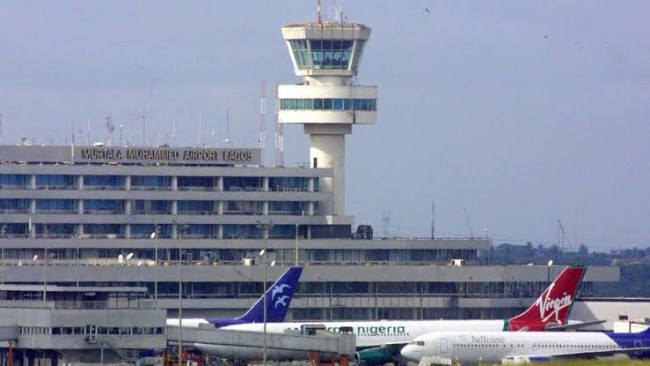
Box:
280;98;377;111
309;39;353;70
290;40;309;69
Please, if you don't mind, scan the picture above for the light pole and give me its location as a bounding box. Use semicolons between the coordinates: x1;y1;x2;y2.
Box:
150;225;160;306
1;226;5;285
42;224;48;304
256;220;273;365
137;260;144;288
43;247;47;304
295;224;299;266
175;222;188;365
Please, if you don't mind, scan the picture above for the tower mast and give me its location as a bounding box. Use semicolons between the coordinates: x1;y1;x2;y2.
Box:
259;80;267;166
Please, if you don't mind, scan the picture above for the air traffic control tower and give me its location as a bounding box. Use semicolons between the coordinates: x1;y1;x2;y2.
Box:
278;20;377;217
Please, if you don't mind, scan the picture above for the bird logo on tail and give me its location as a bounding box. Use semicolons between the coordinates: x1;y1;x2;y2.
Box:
272;284;291;299
275;295;290;308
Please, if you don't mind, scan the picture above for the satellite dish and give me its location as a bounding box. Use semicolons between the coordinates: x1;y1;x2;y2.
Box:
32;255;38;261
259;249;265;256
548;260;554;267
270;260;276;266
118;254;124;264
126;253;134;260
150;232;156;239
137;260;144;266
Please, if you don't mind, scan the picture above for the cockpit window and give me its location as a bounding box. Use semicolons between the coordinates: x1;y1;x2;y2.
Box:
409;340;425;346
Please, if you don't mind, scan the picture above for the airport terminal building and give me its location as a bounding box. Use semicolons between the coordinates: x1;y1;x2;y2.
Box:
0;144;617;323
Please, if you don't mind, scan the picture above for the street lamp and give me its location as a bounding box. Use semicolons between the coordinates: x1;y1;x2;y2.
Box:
295;224;299;266
32;254;46;303
256;220;273;366
137;260;144;288
150;226;160;306
175;222;188;365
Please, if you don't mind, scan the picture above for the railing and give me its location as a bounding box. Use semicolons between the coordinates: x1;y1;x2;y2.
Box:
34;185;76;190
0;258;480;268
129;186;171;191
0;299;157;310
176;186;218;191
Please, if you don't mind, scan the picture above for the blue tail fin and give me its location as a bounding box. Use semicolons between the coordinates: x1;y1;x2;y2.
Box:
208;266;303;327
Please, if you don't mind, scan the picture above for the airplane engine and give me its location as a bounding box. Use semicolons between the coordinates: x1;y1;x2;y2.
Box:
355;348;395;365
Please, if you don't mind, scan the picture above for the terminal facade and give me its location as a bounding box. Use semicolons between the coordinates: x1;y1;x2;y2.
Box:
0;144;617;323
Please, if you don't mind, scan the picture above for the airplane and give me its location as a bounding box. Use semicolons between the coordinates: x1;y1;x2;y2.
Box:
400;327;650;364
197;266;587;364
166;266;302;328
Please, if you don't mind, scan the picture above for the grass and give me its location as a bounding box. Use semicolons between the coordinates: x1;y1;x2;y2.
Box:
519;361;650;366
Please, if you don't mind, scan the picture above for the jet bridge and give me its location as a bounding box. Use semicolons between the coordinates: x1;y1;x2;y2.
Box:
167;324;356;363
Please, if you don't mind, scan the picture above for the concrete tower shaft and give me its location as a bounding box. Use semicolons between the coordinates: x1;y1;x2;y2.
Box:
278;22;377;216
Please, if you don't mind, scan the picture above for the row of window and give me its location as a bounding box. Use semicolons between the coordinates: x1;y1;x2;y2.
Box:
0;175;317;190
280;98;376;111
4;246;478;264
20;326;165;336
1;200;316;218
0;223;319;239
451;342;619;349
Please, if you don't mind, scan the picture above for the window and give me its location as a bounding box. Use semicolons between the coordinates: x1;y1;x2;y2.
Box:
279;98;377;111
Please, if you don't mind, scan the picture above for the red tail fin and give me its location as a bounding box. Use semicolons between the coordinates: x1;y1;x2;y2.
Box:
508;266;586;331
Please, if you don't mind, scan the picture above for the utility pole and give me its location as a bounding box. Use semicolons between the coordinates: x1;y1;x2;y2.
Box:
256;220;273;365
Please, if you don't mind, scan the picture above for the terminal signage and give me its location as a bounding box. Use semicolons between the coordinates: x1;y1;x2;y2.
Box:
79;147;258;164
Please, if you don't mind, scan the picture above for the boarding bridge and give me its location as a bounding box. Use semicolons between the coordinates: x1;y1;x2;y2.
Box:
167;324;356;362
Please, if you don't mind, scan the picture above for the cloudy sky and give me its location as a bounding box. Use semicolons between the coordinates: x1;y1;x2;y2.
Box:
1;1;648;251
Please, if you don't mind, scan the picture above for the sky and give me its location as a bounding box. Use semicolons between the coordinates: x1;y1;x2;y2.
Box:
1;1;649;251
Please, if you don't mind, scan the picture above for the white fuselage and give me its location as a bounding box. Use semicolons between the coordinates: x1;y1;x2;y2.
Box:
194;320;508;361
166;318;209;328
223;320;507;348
401;331;622;365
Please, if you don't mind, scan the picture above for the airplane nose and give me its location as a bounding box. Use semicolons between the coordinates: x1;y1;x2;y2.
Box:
400;345;420;361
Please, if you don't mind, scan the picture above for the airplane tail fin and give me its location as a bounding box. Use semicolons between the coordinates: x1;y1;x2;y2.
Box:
208;266;303;327
236;266;303;323
508;266;586;331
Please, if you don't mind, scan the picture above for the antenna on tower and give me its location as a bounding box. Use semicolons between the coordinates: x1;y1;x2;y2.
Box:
557;219;573;252
274;84;284;167
171;113;176;146
105;114;115;147
381;211;391;238
431;201;435;239
197;113;203;147
259;80;267;166
462;206;474;238
224;109;231;148
317;0;322;23
140;111;147;146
